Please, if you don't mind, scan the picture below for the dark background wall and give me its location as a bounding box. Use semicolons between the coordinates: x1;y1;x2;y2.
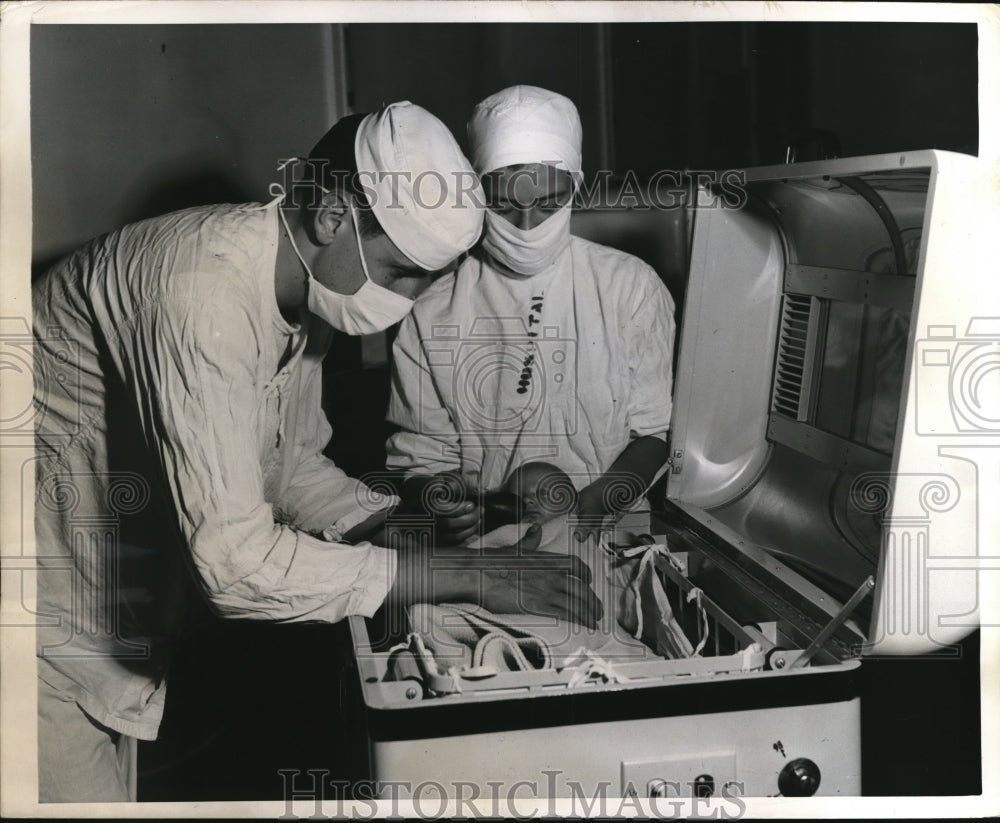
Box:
347;22;977;175
609;22;978;171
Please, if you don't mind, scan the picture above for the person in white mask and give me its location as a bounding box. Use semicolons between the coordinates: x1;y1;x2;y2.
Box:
386;86;677;544
32;101;599;803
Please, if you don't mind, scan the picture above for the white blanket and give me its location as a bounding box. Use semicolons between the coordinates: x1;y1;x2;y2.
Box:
394;516;698;686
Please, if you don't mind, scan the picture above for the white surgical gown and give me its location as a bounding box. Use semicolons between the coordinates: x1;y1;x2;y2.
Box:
32;202;396;740
386;237;676;491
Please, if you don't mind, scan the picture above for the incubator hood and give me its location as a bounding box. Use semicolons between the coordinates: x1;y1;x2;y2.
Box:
664;149;991;657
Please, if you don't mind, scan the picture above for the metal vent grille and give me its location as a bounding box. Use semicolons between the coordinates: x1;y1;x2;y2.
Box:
772;293;819;421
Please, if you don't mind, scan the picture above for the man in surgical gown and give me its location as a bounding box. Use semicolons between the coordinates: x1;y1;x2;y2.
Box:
386;86;677;543
32;102;599;802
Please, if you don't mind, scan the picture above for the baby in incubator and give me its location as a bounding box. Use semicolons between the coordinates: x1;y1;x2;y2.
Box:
502;461;578;524
479;460;579;534
504;461;576;523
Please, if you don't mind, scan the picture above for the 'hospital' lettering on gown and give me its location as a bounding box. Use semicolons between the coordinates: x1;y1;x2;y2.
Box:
517;294;545;394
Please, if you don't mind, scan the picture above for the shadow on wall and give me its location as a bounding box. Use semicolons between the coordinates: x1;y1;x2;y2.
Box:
32;168;254;280
122;166;255;225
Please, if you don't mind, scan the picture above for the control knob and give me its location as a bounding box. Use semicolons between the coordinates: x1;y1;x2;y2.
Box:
778;758;821;796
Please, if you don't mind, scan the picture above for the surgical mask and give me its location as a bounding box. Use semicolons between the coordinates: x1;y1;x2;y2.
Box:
276;193;414;335
482;200;572;277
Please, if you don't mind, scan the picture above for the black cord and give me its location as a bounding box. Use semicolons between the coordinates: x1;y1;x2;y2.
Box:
837;175;909;276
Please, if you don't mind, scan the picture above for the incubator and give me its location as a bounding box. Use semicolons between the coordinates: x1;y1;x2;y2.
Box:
346;150;989;799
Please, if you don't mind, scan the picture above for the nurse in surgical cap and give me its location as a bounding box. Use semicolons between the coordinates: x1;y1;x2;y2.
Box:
387;85;678;544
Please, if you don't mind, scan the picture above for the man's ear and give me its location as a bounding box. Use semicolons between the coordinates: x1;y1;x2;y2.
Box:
312;191;351;246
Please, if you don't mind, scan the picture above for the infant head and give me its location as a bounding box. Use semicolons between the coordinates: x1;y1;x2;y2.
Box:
503;461;578;523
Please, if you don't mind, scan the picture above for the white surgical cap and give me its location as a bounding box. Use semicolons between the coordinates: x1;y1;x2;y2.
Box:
467;86;583;181
354;102;484;271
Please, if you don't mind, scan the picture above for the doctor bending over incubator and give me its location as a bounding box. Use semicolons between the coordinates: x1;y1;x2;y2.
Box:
31;102;600;803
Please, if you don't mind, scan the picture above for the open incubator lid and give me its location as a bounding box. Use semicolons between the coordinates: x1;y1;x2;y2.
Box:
665;150;995;656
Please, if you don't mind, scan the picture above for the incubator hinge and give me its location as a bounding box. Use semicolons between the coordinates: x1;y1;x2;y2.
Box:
667;449;685;475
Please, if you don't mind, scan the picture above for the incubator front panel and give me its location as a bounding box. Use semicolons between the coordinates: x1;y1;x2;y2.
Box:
365;687;861;799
